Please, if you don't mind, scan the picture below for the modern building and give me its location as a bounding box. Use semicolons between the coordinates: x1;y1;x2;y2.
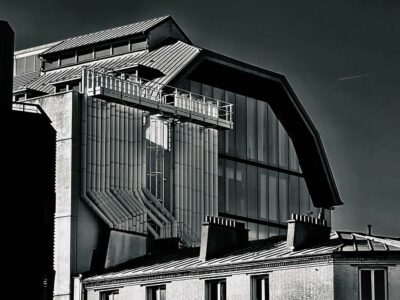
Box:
3;20;56;300
12;16;345;299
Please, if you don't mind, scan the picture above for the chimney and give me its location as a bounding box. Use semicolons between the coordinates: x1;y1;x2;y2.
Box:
367;224;372;236
200;216;248;261
287;213;331;251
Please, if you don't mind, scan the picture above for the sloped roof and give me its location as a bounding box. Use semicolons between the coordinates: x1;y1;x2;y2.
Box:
13;71;40;91
83;231;400;285
42;16;171;55
19;41;200;94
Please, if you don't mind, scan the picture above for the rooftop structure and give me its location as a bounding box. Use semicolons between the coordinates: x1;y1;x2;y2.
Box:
12;15;345;299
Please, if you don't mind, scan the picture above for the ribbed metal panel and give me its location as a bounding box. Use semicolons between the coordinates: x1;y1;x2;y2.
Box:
13;71;40;90
43;16;170;55
22;41;200;95
25;51;145;93
84;232;400;283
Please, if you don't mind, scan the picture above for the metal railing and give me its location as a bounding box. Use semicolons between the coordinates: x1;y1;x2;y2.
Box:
83;67;233;124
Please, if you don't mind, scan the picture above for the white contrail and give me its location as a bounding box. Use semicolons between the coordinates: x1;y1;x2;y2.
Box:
337;73;374;81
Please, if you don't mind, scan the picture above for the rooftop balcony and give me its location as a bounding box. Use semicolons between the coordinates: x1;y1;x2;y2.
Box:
82;68;233;130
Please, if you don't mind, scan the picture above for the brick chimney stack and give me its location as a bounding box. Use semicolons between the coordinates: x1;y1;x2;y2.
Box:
200;216;248;261
287;213;331;251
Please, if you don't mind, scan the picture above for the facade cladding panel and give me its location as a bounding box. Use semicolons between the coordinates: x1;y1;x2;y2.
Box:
176;79;316;238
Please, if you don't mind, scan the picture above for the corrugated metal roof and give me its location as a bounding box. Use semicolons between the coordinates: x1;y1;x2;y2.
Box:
25;51;146;94
83;231;400;283
13;72;40;91
20;41;201;94
42;16;170;55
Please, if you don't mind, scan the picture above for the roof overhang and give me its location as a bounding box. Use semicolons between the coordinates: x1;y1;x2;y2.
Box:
170;50;343;208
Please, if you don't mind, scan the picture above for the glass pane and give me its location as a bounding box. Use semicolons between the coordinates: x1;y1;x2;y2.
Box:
248;222;258;241
374;270;385;300
299;178;310;215
190;80;201;94
247;165;258;218
268;106;278;165
289;175;299;214
218;158;225;212
95;45;110;58
225;91;236;154
259;224;269;239
268;170;278;221
247;97;257;160
278;122;289;169
113;41;129;55
220;281;226;300
257;101;268;163
160;286;166;300
60;53;75;66
236;162;247;217
131;39;147;51
225;159;236;214
235;94;247;157
258;167;268;219
264;277;270;300
289;138;299;172
78;49;93;62
214;87;225;152
202;84;212;97
361;270;372;300
279;173;288;222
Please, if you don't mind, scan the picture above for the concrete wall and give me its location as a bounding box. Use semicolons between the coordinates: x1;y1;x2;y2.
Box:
334;262;400;300
270;264;334;300
28;92;105;299
227;274;251;299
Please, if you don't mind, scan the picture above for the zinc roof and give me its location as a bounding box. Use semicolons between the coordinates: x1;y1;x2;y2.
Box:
83;231;400;284
42;16;170;55
18;40;201;94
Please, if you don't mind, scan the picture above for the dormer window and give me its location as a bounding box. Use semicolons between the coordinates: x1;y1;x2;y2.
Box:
112;41;129;55
77;49;93;62
60;53;76;66
95;45;111;59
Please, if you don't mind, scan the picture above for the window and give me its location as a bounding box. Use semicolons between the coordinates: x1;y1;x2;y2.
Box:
60;53;75;66
100;290;119;300
113;41;129;55
206;279;226;300
95;45;111;58
359;268;387;300
78;49;93;62
251;275;269;300
146;285;166;300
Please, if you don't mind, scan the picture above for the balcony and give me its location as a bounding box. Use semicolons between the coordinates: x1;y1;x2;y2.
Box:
82;68;233;130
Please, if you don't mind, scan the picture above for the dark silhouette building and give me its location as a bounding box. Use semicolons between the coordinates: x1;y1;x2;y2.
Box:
2;20;56;300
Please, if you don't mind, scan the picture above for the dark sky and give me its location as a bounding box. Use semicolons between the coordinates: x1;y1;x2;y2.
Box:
2;0;399;236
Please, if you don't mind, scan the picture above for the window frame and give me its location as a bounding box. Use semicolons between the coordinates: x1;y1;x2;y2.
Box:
205;278;226;300
359;267;387;300
146;284;166;300
99;289;119;300
251;274;269;300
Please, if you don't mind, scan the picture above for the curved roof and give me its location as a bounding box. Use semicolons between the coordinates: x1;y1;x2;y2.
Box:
173;50;342;208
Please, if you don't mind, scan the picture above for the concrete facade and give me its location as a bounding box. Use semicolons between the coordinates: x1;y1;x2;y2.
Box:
27;92;106;299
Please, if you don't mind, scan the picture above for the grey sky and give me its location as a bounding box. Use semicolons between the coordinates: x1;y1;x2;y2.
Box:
2;0;399;236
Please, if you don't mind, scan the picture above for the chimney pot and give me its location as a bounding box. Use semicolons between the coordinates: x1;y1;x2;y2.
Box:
367;224;372;235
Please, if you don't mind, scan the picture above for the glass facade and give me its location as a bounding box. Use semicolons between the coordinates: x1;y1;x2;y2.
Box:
177;79;318;240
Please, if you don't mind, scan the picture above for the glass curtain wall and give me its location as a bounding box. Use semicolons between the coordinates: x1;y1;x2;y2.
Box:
176;79;319;240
